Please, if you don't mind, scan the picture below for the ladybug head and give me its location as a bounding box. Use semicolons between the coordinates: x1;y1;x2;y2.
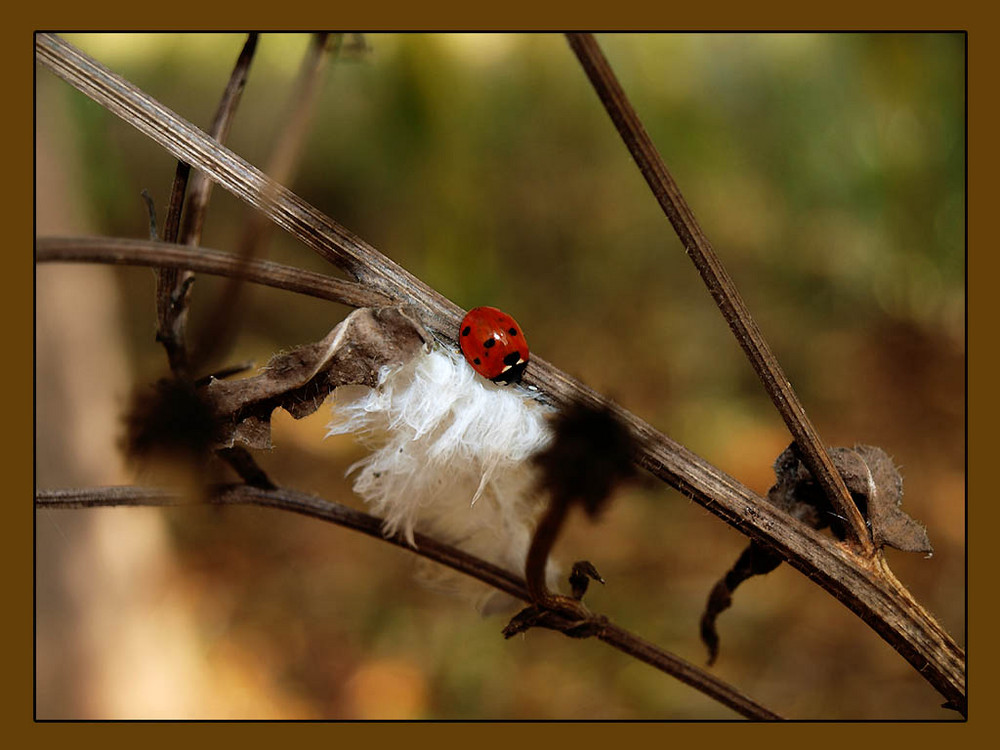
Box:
492;352;528;384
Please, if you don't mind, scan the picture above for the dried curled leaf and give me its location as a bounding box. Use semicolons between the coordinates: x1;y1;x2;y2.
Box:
834;445;932;553
123;306;429;474
699;541;782;666
204;305;430;449
699;441;932;664
770;443;931;554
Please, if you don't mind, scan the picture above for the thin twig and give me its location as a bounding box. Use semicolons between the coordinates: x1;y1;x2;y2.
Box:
35;236;392;309
34;33;965;713
34;486;782;720
140;189;158;239
564;33;873;556
34;33;462;328
180;33;258;248
155;160;193;375
156;35;257;378
191;32;335;374
158;34;259;378
216;447;276;490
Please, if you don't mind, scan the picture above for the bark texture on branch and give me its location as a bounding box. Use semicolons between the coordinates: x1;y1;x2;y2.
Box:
35;236;392;309
565;33;872;555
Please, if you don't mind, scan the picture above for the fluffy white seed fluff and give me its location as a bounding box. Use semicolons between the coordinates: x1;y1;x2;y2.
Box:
327;345;556;606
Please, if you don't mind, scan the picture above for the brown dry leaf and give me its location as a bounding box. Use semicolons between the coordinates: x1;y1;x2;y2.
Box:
699;540;782;666
829;444;932;554
204;306;430;450
700;440;932;664
769;442;931;554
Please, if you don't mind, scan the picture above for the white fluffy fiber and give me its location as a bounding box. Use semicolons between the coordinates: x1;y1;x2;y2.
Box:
327;345;555;601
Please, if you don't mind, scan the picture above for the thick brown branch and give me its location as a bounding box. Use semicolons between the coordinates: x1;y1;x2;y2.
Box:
33;33;965;713
564;33;873;556
35;486;782;720
35;236;392;309
530;365;965;715
34;32;464;334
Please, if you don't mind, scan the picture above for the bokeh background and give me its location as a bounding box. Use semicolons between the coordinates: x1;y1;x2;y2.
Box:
35;32;965;719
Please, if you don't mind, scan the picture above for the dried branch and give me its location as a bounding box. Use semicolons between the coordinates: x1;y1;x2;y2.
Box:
139;189;158;239
35;33;462;330
180;33;258;248
507;401;636;635
34;33;965;714
34;485;782;720
156;34;259;378
35;236;392;309
565;34;873;556
155;160;193;374
191;33;334;374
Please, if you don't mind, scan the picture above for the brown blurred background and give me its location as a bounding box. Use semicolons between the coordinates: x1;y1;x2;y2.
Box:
35;33;964;719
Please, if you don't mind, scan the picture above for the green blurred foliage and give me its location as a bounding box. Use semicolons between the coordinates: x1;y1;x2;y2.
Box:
37;32;964;719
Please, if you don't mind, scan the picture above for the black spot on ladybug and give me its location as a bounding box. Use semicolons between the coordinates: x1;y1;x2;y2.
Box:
503;351;522;366
483;338;496;349
473;357;481;365
462;326;471;337
508;327;518;336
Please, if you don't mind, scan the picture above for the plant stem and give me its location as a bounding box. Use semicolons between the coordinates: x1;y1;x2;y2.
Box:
155;34;258;378
564;32;873;556
33;32;965;714
35;236;392;309
190;33;332;374
35;486;782;720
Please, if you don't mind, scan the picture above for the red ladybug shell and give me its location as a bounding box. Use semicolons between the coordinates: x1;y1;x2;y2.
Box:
459;306;529;383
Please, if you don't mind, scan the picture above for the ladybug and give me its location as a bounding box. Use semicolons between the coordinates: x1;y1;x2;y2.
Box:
459;306;529;384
